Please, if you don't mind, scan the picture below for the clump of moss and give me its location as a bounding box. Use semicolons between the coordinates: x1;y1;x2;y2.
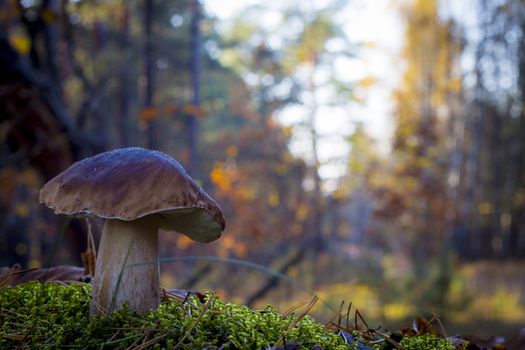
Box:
0;282;462;349
399;333;456;350
0;280;90;346
0;282;348;349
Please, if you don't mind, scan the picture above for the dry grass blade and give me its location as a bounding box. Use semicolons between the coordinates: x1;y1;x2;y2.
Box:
108;237;135;314
337;301;345;328
434;314;448;338
131;332;171;350
82;218;97;276
173;295;215;349
163;289;201;308
112;327;157;331
2;334;26;341
97;334;144;348
325;300;355;334
273;295;319;348
0;266;38;288
1;306;30;319
106;329;121;343
0;266;17;288
86;218;97;257
283;300;310;317
289;295;318;330
354;308;374;340
370;329;407;350
124;332;145;350
345;302;352;330
90;298;108;316
426;313;444;336
411;314;442;336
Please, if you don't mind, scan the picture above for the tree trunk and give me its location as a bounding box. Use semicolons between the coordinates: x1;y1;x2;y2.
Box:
118;2;131;147
188;0;201;175
144;0;158;149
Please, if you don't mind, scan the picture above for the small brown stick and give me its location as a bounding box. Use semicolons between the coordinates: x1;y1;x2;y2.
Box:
370;328;407;350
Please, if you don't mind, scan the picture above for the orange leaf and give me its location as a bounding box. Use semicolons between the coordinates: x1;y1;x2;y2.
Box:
139;106;158;122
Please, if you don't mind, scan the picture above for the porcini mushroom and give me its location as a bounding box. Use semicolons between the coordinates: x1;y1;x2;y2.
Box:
39;147;225;315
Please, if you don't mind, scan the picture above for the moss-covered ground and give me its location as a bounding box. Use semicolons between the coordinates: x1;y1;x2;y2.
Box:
0;282;463;349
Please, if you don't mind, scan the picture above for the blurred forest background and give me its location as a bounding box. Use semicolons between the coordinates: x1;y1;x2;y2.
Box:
1;0;524;338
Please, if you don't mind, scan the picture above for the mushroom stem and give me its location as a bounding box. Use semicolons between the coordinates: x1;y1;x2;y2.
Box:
90;216;160;315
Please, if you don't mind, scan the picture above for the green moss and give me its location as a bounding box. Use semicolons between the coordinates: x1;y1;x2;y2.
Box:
400;333;456;350
0;282;347;349
0;282;461;350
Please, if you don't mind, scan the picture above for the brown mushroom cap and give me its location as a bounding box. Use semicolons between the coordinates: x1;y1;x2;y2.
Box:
39;147;225;242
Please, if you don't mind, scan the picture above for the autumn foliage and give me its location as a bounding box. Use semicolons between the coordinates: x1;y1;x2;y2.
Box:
1;0;524;340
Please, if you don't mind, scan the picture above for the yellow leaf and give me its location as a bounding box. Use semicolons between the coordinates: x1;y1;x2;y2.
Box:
29;259;42;269
478;202;493;215
139;107;158;122
41;8;58;23
15;204;29;217
236;186;255;201
226;146;238;158
383;303;415;320
210;163;232;192
359;76;376;89
15;243;27;256
176;235;194;249
449;78;462;92
295;204;309;222
267;192;279;207
8;32;31;55
183;104;206;118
